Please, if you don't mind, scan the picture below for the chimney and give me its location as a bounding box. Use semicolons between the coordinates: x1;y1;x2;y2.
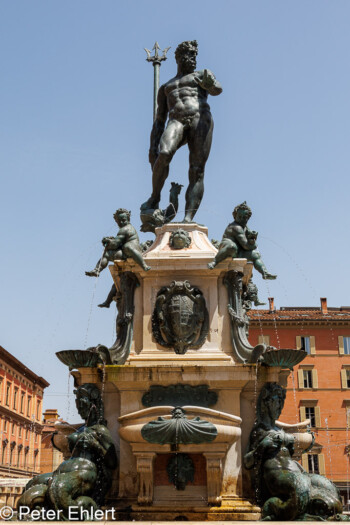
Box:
268;297;275;313
43;409;59;423
320;297;328;314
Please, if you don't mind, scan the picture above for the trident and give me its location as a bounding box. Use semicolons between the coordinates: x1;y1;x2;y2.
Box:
144;42;170;122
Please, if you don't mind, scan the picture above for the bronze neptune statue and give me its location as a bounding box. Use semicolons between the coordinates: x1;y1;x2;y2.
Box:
141;40;222;223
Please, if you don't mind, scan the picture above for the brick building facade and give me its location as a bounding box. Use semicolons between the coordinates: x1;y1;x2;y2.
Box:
0;346;49;478
249;298;350;509
40;409;63;474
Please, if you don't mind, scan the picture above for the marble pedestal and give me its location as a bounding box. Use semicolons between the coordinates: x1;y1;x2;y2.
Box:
72;223;309;521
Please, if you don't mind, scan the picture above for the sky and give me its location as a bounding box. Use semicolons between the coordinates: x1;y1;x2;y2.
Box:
1;0;350;419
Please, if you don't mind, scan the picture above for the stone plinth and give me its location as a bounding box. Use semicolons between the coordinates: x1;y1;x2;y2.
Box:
74;362;288;520
72;223;296;520
109;223;252;365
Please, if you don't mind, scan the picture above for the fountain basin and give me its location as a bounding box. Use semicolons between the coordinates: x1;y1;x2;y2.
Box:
119;405;241;444
56;348;105;369
262;348;307;369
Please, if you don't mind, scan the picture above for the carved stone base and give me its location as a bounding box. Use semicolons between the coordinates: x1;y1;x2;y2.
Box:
72;223;293;516
113;502;261;521
108;222;253;364
75;363;284;512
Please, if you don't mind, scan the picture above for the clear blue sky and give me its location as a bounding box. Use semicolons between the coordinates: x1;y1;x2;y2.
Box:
1;1;350;419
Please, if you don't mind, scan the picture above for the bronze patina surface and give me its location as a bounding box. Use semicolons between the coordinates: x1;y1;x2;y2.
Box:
142;40;222;223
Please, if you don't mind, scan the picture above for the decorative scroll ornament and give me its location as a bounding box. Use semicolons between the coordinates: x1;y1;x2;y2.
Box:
56;272;139;367
141;407;217;445
109;271;140;364
224;270;269;363
142;384;218;408
152;280;209;354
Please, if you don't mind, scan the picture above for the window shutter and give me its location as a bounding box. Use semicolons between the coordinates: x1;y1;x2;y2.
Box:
339;336;344;355
300;406;306;422
312;369;318;389
315;406;321;427
296;336;301;350
298;369;304;389
301;454;308;471
258;335;270;345
346;408;350;428
310;336;316;355
341;369;347;389
318;454;326;475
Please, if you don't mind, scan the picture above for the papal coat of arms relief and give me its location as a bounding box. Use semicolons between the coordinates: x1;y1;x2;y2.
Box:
152;280;209;354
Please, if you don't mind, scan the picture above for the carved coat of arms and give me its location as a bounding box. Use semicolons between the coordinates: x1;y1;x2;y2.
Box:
152;280;209;354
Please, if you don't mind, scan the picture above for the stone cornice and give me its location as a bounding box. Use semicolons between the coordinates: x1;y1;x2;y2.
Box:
0;405;43;430
249;319;350;327
0;346;49;389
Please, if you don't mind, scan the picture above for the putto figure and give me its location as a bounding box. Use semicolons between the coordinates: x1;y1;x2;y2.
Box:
208;202;276;280
85;208;151;276
142;40;222;223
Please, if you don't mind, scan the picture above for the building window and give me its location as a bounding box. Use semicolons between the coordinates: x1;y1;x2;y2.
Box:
303;370;313;388
297;336;315;354
34;450;38;470
13;388;18;410
25;429;29;440
17;447;22;467
24;448;29;467
5;383;11;406
9;444;15;465
298;368;318;389
301;336;311;354
36;401;41;420
302;452;325;475
341;368;350;389
347;407;350;428
308;454;319;474
0;378;3;402
258;335;270;345
4;420;7;432
19;426;22;437
11;422;15;435
305;407;316;427
1;443;8;464
339;336;350;355
27;396;31;417
300;405;320;427
20;392;25;413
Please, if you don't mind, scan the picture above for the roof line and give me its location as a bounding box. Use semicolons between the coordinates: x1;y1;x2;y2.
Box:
0;346;49;388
